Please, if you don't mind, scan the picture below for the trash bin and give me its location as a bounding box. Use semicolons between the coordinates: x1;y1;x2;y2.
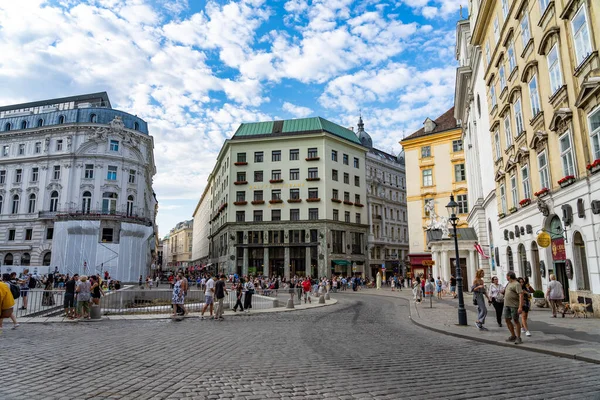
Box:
90;304;102;320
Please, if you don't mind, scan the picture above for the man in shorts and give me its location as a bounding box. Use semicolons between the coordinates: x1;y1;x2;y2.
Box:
64;274;78;318
502;271;524;344
214;274;228;321
301;277;312;304
200;273;215;320
450;275;457;299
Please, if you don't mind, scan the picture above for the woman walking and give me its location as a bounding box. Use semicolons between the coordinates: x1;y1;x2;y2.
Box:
171;273;186;316
243;277;254;312
90;276;104;306
436;276;443;299
546;274;564;317
413;276;422;303
42;274;55;306
488;276;504;327
232;282;244;312
519;277;534;336
472;269;490;330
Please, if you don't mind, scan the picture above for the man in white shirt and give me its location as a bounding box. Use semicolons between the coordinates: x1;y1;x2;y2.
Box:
201;274;215;320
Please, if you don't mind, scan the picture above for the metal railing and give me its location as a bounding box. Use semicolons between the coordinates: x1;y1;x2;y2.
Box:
10;289;65;318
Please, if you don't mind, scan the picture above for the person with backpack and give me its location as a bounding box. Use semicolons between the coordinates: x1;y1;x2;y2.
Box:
1;273;19;329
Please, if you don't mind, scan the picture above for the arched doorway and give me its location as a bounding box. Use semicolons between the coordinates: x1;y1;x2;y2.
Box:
518;244;527;277
548;215;569;301
21;252;31;266
42;252;51;266
488;220;497;274
573;231;590;290
507;246;514;271
531;242;542;290
4;253;13;265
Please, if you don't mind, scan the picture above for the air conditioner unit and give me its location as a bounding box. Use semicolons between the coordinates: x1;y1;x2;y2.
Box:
591;200;600;215
561;204;573;226
577;198;585;218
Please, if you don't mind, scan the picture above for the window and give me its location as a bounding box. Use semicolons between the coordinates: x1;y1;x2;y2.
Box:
308;208;318;220
454;164;466;181
254;151;263;162
308;188;318;199
15;169;22;183
485;42;491;66
58;115;65;124
236;172;246;182
102;192;118;214
493;16;499;42
53;165;61;180
421;146;431;158
253;211;263;222
0;170;4;184
514;98;524;135
308;148;318;158
102;228;114;243
342;154;349;165
31;167;38;182
308;168;318;179
572;5;593;66
344;191;350;202
82;191;92;214
333;209;339;221
35;142;41;154
272;150;281;162
355;213;361;224
110;140;119;152
510;175;518;208
237;153;246;163
355;194;361;204
501;0;509;18
332;189;339;200
499;66;506;90
290;188;300;199
49;191;59;212
290;209;300;221
4;123;11;131
252;190;263;201
271;209;281;221
134;122;139;130
559;132;576;177
126;195;134;216
344;211;350;222
342;172;348;184
504;114;513;146
457;194;469;214
332;150;338;161
290;168;299;180
272;189;281;200
90;113;97;123
37;119;43;127
28;194;36;213
590;108;600;160
271;170;281;180
540;0;550;13
128;169;136;184
490;85;497;108
107;166;117;180
538;150;550;189
8;229;15;241
46;228;54;240
84;164;94;179
236;191;245;202
332;169;338;181
422;169;433;186
354;176;360;187
289;149;299;160
507;41;516;72
55;139;63;151
494;131;501;160
452;140;463;152
521;12;531;47
528;75;541;117
254;171;262;182
236;211;245;222
3;145;9;157
25;229;32;241
354;157;359;168
18;144;25;155
547;44;563;94
522;165;531;199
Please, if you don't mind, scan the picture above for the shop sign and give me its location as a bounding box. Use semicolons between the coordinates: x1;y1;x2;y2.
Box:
422;260;435;266
537;232;551;248
551;238;566;261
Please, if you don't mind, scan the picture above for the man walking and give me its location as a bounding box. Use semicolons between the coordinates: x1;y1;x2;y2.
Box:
301;277;312;304
214;274;228;321
503;271;524;344
200;273;215;320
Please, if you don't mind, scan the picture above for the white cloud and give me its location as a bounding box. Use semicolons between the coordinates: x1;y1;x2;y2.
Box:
282;102;313;118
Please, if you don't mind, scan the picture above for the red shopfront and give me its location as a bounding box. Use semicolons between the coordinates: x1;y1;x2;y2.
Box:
408;253;432;279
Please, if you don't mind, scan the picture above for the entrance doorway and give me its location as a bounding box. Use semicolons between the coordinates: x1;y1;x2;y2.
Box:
554;261;570;302
573;232;590;290
531;242;542;290
450;258;468;292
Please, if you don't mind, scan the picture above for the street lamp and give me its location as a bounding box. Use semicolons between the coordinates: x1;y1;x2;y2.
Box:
446;194;468;326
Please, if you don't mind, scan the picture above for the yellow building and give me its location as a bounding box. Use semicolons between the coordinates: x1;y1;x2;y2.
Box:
401;108;475;281
470;0;600;312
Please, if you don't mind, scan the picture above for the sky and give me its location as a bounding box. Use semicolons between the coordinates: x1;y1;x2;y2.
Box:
0;0;461;237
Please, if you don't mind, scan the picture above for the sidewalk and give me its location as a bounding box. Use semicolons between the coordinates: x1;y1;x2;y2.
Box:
14;297;337;324
355;288;600;364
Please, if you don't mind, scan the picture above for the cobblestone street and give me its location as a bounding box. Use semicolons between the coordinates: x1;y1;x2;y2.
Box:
2;294;600;399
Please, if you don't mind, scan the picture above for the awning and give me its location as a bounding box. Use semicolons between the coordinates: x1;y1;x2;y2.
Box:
407;254;432;266
332;260;351;266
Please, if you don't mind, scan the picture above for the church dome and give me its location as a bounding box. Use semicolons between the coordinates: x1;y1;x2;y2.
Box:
357;116;373;148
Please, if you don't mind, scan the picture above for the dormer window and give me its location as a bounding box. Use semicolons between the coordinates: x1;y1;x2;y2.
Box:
424;118;437;133
90;114;97;123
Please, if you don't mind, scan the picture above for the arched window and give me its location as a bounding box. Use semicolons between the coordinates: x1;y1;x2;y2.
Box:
21;252;31;266
90;114;97;123
518;243;527;277
573;232;590;290
49;191;59;212
82;191;92;214
507;246;514;271
58;115;65;124
134;121;139;130
127;195;134;216
11;195;19;214
4;122;11;131
28;193;36;213
21;120;27;129
42;252;51;266
4;253;13;265
102;192;118;214
37;119;44;127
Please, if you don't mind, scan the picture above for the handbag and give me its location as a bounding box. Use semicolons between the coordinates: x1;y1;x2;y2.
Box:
473;297;478;306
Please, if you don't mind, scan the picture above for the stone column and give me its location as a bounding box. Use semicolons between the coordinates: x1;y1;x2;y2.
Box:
432;251;438;279
468;249;477;286
442;250;449;281
242;247;249;276
263;247;270;278
305;246;311;277
284;246;290;280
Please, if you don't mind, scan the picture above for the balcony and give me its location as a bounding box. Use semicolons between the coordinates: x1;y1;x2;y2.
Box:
40;209;152;226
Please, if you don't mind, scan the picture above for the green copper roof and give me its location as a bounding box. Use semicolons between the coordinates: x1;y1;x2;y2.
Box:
233;117;361;145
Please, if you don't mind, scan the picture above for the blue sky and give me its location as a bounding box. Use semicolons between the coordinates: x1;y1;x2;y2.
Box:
0;0;461;236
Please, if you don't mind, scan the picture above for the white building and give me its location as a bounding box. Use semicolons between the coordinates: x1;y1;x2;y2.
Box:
0;92;157;281
191;182;212;265
198;117;369;278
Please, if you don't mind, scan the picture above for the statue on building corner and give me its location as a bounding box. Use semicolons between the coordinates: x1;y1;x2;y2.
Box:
376;271;382;290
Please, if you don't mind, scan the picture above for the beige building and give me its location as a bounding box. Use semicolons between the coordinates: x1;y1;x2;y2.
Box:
470;0;600;313
191;182;212;265
165;220;193;268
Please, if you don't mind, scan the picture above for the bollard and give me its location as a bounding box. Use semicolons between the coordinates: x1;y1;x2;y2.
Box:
286;299;295;309
90;305;102;321
325;293;330;301
318;295;325;304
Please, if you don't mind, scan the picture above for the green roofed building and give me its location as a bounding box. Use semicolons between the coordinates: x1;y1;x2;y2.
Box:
193;116;369;279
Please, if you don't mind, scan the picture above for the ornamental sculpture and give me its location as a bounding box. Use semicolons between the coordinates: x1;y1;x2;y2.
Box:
424;199;450;239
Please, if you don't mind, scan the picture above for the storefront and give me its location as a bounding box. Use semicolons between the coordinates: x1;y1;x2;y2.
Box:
407;253;432;279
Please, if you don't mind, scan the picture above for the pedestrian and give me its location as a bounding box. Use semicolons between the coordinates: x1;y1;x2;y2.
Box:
16;270;31;310
64;274;78;319
201;273;215;319
90;275;104;306
0;278;15;333
472;269;490;330
301;277;312;304
413;276;422;303
244;277;255;311
214;274;227;321
1;274;19;329
502;271;524;345
436;276;443;299
171;273;187;316
76;275;92;319
518;277;534;337
155;275;160;288
42;274;55;306
232;283;244;312
139;275;143;288
546;274;564;318
487;276;504;327
288;279;296;302
450;275;457;298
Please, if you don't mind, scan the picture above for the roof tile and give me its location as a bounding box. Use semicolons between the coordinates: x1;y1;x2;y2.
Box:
401;107;459;142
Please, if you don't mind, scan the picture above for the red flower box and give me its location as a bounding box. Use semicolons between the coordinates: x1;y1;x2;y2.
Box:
233;201;247;206
519;198;531;207
234;162;248;166
305;157;320;161
534;188;549;197
587;159;600;174
306;177;320;181
558;175;575;187
331;198;342;203
251;200;265;205
234;181;248;185
306;198;321;202
269;199;283;204
287;199;302;203
269;179;283;183
354;203;364;207
343;201;353;205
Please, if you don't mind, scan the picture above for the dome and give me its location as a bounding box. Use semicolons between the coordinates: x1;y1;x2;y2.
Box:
357;116;373;148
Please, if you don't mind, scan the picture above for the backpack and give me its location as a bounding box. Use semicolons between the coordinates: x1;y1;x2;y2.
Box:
9;282;20;299
28;277;37;289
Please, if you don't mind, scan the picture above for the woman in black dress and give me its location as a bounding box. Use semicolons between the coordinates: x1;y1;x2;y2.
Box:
42;274;55;306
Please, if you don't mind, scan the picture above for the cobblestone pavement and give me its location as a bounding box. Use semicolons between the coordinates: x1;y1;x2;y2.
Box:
2;294;600;400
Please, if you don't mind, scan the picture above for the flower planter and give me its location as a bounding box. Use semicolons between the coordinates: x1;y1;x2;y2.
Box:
343;201;353;205
534;188;549;197
519;199;531;207
354;203;364;207
559;178;575;188
587;159;600;174
306;177;320;181
251;200;265;205
498;213;506;219
305;157;320;161
269;199;283;204
269;179;283;183
533;297;547;308
590;165;600;174
306;198;321;202
509;207;517;214
234;162;247;166
234;181;248;185
233;201;247;206
331;198;342;203
287;199;302;203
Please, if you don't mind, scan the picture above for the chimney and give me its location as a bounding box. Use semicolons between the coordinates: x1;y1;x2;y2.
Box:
349;127;354;131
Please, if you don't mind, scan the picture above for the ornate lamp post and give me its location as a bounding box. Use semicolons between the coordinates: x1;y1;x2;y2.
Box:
446;194;467;326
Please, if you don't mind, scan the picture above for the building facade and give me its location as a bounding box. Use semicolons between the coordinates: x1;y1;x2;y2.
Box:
0;92;157;281
165;220;193;268
203;117;369;278
357;118;409;279
470;0;600;313
191;183;212;265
